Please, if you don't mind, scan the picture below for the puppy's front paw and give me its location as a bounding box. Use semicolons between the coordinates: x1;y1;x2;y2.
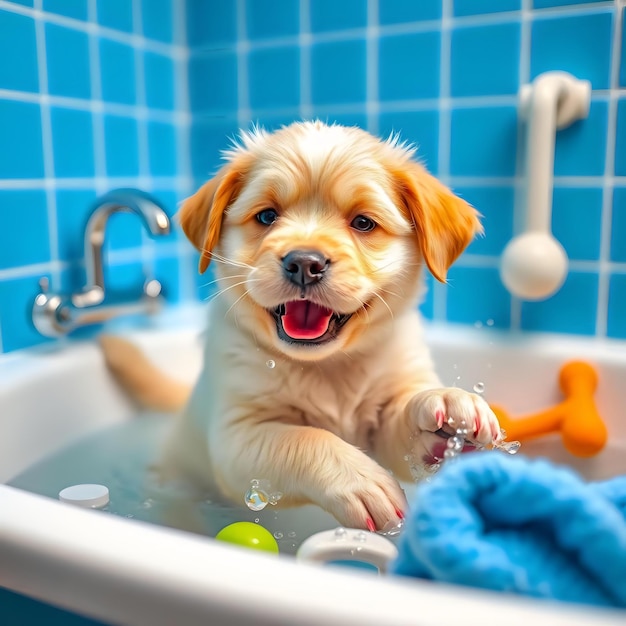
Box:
407;387;502;463
320;456;407;532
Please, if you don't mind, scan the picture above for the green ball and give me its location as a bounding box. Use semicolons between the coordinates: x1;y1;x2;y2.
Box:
215;522;279;554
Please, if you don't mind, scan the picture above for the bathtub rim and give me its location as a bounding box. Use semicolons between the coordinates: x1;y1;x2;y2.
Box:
0;484;624;626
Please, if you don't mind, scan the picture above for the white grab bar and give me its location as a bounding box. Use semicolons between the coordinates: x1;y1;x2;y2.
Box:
501;71;591;301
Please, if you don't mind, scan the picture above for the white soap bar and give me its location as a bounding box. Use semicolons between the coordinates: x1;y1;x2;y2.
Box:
59;484;110;509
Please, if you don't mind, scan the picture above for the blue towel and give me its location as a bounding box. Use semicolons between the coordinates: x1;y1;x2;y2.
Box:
391;454;626;607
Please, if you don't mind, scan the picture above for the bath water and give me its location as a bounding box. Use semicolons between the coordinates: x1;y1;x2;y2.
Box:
7;414;353;555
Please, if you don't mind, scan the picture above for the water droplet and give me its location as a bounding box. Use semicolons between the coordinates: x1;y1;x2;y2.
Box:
380;518;404;537
254;518;260;523
244;487;269;511
141;498;154;509
287;531;296;538
335;527;347;538
273;531;284;539
473;381;485;394
250;479;259;488
486;319;494;327
266;359;275;369
443;448;456;459
355;531;367;542
268;491;283;506
497;440;521;455
448;435;464;452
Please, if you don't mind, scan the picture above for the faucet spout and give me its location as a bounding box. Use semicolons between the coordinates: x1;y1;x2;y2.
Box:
72;189;171;308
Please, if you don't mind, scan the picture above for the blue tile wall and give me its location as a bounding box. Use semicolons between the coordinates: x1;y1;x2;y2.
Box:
182;0;622;343
141;0;173;43
97;0;133;33
611;188;626;264
45;23;91;99
378;110;439;173
0;100;44;179
311;39;367;105
0;0;189;355
607;273;626;340
454;0;520;16
521;272;599;336
43;0;88;21
99;39;137;105
144;52;176;110
246;0;299;40
0;190;49;270
616;99;626;177
619;10;626;87
0;10;38;92
530;10;613;90
50;107;95;178
451;22;520;97
249;47;300;110
310;0;367;33
450;106;518;176
0;0;624;354
551;187;603;261
380;1;441;23
379;32;440;101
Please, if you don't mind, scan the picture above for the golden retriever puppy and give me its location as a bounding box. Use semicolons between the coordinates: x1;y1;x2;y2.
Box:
103;121;501;532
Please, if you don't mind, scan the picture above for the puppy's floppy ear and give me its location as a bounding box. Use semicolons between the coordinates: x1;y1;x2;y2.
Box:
178;160;249;273
394;162;482;282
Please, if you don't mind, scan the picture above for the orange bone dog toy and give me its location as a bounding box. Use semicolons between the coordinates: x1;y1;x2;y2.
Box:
491;361;608;457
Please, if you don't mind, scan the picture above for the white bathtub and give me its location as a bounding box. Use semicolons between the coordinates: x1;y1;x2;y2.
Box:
0;304;625;626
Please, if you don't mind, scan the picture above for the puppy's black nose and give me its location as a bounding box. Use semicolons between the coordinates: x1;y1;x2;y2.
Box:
282;250;329;287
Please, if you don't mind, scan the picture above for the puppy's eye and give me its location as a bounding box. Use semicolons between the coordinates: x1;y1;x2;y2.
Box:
255;208;278;226
350;215;377;232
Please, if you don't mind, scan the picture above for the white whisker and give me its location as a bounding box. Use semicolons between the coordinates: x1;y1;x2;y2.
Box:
372;291;394;320
205;278;260;305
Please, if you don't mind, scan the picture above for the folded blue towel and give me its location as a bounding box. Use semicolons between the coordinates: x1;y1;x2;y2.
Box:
391;453;626;607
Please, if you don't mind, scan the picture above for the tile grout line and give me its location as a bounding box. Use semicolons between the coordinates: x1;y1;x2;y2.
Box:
0;0;184;56
172;0;196;302
433;0;452;323
595;2;622;337
509;0;533;332
235;0;250;128
298;0;312;120
365;0;379;135
2;86;620;118
33;0;59;292
87;0;107;194
185;2;615;56
131;0;156;278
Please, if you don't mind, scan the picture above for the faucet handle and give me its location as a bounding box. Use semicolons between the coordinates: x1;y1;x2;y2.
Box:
38;276;50;294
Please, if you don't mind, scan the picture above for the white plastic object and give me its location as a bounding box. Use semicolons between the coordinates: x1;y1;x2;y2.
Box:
501;71;591;301
59;484;110;509
296;527;398;574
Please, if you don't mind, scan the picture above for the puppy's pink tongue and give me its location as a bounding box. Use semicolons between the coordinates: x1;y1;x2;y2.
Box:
282;301;333;339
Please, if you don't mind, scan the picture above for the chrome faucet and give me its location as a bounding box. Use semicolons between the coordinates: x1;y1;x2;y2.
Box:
33;189;172;338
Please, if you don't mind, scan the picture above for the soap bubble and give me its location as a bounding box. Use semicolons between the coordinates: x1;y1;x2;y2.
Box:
266;359;276;369
473;381;485;394
245;486;269;512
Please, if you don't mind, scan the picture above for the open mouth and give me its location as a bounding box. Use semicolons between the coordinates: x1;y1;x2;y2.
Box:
270;300;352;345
